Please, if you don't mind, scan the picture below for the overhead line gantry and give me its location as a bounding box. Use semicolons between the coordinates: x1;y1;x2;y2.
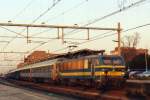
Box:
0;22;122;55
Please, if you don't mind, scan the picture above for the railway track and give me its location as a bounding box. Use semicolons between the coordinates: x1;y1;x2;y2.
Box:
4;79;128;100
2;78;150;100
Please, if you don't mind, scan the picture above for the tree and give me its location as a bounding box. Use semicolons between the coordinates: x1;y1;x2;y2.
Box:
132;32;140;48
121;32;140;48
120;32;141;68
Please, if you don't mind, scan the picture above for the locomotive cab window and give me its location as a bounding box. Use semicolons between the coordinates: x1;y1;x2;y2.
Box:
102;57;112;65
101;56;124;65
112;58;123;65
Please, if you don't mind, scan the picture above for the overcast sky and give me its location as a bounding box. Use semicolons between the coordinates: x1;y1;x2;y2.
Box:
0;0;150;73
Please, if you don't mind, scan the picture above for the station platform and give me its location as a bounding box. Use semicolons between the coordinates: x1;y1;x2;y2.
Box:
0;80;76;100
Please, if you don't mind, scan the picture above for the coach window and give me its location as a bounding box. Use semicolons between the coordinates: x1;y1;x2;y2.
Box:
43;67;46;72
46;66;49;72
45;67;48;72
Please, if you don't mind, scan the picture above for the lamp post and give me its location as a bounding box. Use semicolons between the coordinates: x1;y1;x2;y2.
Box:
145;50;148;72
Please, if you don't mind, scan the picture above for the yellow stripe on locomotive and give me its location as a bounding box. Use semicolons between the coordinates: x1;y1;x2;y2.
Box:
60;65;125;78
60;72;91;76
95;65;125;69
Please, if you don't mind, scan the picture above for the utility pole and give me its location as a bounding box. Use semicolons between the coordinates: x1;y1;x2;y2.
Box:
145;50;148;72
117;22;121;56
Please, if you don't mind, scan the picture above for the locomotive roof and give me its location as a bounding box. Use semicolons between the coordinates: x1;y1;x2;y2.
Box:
48;49;105;59
25;49;105;64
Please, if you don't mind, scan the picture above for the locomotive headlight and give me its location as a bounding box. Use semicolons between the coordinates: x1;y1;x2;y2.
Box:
121;72;125;75
101;71;105;74
100;71;105;75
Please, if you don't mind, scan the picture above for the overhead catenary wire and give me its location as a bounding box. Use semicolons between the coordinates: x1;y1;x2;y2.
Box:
2;1;150;69
75;22;150;46
0;0;149;62
2;0;62;51
3;0;32;50
31;0;62;24
31;28;53;37
1;0;150;69
0;0;33;51
31;0;88;37
2;0;146;50
45;0;88;23
11;0;35;21
26;39;53;53
0;26;26;37
26;0;148;53
0;35;58;39
1;29;27;51
0;27;26;51
52;22;150;53
84;0;147;26
123;23;150;32
63;0;148;36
